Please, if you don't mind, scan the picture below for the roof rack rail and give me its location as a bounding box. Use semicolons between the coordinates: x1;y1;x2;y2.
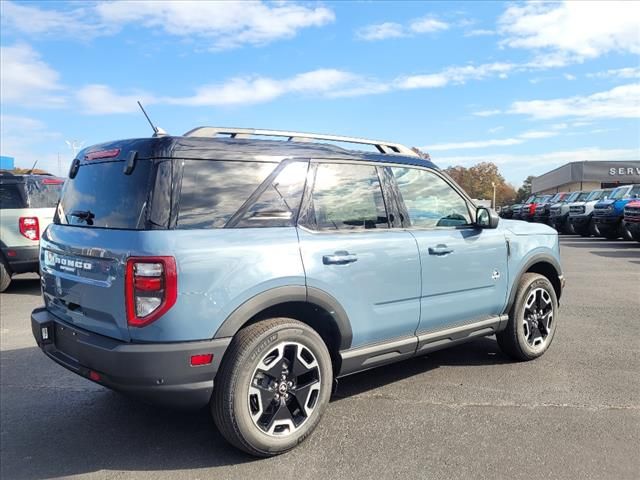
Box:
182;127;418;157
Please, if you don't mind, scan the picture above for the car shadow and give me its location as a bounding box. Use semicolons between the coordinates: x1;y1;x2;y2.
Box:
561;239;639;249
2;275;41;296
589;249;640;259
1;337;508;478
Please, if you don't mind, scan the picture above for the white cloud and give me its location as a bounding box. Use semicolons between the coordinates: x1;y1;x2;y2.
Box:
357;15;448;41
426;129;558;151
564;73;576;80
409;16;449;34
488;126;504;134
473;109;502;117
509;83;640;119
498;1;640;60
397;62;514;90
1;1;335;50
76;85;156;114
0;115;64;174
0;43;65;107
465;29;495;37
587;67;640;79
357;22;405;41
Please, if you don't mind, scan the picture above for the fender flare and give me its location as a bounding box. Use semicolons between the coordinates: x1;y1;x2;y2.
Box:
213;285;353;350
505;253;563;314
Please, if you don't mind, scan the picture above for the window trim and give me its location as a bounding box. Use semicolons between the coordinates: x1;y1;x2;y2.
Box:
387;165;477;231
297;159;395;233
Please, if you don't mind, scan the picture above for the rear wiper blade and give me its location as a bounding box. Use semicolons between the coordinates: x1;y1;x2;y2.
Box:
69;210;95;225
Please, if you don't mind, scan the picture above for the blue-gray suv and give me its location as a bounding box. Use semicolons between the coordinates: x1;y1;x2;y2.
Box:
31;127;564;456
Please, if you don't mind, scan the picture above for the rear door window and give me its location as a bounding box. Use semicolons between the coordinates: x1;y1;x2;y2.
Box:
57;160;153;229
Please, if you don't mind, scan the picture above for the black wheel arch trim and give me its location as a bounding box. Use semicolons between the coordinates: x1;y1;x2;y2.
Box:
504;253;563;315
213;285;353;351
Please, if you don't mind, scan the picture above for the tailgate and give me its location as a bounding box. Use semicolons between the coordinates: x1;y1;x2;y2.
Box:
40;225;139;341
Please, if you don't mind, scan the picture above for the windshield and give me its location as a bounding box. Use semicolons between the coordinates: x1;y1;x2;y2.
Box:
548;193;562;203
629;185;640;197
576;192;590;202
610;186;630;200
586;190;602;201
524;195;535;203
565;191;581;202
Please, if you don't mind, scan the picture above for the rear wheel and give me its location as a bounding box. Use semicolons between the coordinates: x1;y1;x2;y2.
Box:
0;259;11;292
497;273;558;361
212;318;332;457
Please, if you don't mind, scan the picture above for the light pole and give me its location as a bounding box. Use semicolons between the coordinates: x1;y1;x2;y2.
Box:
64;140;84;176
491;182;497;209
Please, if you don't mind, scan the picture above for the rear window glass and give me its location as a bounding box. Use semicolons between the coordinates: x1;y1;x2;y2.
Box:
0;183;27;209
177;160;290;229
26;179;63;208
56;160;153;229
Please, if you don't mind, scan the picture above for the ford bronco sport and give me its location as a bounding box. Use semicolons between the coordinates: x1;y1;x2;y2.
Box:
0;172;64;291
568;188;613;237
31;128;564;456
593;184;640;240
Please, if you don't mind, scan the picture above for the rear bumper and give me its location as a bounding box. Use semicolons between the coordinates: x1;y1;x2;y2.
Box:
31;307;231;409
1;245;39;274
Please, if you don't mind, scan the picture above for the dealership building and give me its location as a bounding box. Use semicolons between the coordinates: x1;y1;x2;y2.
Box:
531;161;640;194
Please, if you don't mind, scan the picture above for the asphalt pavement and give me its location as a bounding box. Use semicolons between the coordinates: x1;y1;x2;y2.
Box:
1;237;639;480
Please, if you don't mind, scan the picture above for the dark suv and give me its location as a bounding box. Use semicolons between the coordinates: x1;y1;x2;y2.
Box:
32;128;563;456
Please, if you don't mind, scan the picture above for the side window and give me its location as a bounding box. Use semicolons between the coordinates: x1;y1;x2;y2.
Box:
390;167;471;227
235;161;308;228
177;160;277;229
310;163;389;230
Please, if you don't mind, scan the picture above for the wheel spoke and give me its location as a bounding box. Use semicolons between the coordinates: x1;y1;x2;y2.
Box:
292;378;320;414
264;399;295;433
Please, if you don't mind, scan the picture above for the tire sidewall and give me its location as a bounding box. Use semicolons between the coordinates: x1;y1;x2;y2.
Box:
513;276;558;358
230;323;332;454
0;259;11;292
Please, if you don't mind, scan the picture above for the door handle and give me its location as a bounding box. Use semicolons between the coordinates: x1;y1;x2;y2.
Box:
323;251;358;265
428;245;454;256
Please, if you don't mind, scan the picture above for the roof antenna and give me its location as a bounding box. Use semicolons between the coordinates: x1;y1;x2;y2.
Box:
27;160;38;174
137;101;167;137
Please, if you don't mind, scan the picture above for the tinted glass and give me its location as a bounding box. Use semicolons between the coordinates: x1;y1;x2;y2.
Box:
148;161;172;228
235;161;308;228
57;160;153;229
391;167;471;227
629;185;640;197
177;160;277;229
576;192;590;201
610;187;630;200
0;183;27;209
310;163;388;230
26;179;63;208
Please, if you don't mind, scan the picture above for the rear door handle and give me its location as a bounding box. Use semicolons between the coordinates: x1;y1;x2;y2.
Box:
428;245;454;256
323;251;358;265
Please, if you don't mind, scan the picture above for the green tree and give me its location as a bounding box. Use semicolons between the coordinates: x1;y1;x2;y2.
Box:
444;162;516;207
515;175;535;203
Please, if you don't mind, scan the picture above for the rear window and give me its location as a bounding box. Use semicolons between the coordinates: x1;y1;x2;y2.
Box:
176;160;308;229
56;160;154;229
26;179;63;208
0;183;27;209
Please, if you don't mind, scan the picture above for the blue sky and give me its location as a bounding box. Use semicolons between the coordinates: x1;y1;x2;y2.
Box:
1;0;639;185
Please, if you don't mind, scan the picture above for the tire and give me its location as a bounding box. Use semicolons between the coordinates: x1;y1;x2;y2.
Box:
619;223;633;241
0;259;11;292
212;318;333;457
588;218;600;237
563;219;575;235
497;273;558;361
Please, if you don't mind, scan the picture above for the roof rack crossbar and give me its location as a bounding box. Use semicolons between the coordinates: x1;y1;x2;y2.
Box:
182;127;418;157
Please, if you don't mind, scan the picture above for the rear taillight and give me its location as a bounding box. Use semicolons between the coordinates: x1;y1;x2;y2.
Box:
19;217;39;240
125;256;177;327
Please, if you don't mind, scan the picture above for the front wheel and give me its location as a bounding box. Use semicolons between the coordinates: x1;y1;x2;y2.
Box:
497;273;558;361
588;218;600;237
619;223;633;241
212;318;332;457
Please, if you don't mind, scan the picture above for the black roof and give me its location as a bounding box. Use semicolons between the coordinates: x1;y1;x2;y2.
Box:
79;136;439;170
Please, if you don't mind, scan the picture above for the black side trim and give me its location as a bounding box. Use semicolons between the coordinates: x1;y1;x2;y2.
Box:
338;315;506;377
213;286;353;350
505;254;563;313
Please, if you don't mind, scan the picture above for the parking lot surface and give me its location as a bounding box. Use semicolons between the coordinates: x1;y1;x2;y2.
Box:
1;237;639;480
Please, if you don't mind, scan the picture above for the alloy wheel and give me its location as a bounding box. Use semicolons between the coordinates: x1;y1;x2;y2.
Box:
522;288;554;348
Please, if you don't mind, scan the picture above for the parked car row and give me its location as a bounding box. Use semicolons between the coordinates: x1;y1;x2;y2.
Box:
500;184;640;242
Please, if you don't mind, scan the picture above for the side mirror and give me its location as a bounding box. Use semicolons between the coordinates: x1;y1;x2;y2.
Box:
476;206;499;229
